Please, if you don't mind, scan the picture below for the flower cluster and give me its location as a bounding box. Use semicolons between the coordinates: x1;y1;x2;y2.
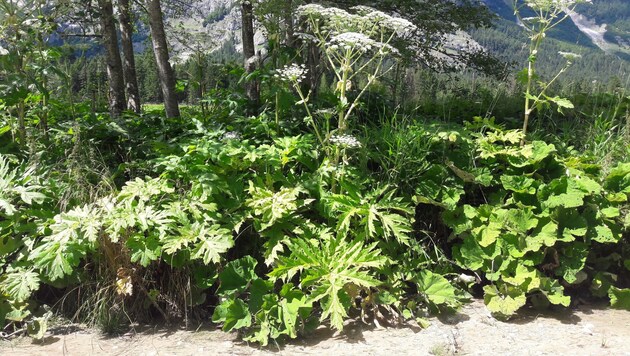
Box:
222;131;242;141
525;0;591;11
275;63;308;83
379;16;416;37
558;51;582;61
296;4;326;17
358;8;417;37
329;134;361;148
328;32;377;53
297;4;356;21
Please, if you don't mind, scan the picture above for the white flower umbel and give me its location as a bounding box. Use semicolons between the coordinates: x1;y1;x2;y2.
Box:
296;4;417;184
329;32;377;53
222;131;242;141
558;51;581;61
330;134;361;149
296;4;326;17
297;4;360;24
380;16;416;37
362;10;417;37
275;63;324;145
275;63;308;84
525;0;591;11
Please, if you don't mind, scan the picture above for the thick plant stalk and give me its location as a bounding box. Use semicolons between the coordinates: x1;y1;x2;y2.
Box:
522;59;533;145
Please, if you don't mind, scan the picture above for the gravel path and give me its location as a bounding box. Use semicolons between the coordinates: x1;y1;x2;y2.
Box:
2;300;630;355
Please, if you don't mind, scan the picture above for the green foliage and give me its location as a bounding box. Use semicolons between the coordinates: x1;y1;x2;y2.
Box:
0;0;627;343
212;256;314;346
420;121;630;318
416;270;461;308
513;0;592;136
609;287;630;310
270;229;387;331
324;184;413;244
0;154;52;331
0;155;46;216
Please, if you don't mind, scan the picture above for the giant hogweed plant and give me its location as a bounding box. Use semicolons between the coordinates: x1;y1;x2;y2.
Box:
277;5;417;176
513;0;592;141
159;128;462;342
29;176;235;284
0;154;50;337
417;123;630;318
1;122;460;343
295;4;416;135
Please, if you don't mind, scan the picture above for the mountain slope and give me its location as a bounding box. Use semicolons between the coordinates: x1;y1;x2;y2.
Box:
472;0;630;85
481;0;630;55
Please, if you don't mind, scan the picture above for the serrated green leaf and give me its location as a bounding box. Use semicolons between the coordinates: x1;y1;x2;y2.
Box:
557;210;587;241
503;264;540;291
529;218;558;250
5;306;30;322
590;272;615;298
416;270;460;307
416;317;431;329
609;287;630;310
501;175;536;194
539;278;570;307
545;193;584;209
505;208;538;234
604;163;630;193
27;312;51;340
192;226;234;265
556;243;587;284
453;234;500;271
527;141;557;163
483;284;526;318
320;287;351;331
280;286;312;338
442;205;476;235
478;221;501;247
127;234;161;267
249;279;273;313
547;96;573;110
270;232;384;331
20;190;46;205
0;270;40;302
592;224;619;244
220;298;252;332
601;207;620;218
217;256;258;296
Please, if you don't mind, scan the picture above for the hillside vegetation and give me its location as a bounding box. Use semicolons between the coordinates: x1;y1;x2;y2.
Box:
0;0;628;347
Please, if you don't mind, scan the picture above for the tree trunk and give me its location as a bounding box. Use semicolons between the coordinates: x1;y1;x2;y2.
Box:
118;0;141;113
241;1;259;112
306;41;321;100
146;0;180;118
284;0;295;47
98;0;126;117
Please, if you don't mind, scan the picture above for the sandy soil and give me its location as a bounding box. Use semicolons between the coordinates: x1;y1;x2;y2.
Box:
2;300;630;356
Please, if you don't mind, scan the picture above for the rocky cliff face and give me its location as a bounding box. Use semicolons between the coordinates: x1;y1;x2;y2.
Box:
167;0;266;61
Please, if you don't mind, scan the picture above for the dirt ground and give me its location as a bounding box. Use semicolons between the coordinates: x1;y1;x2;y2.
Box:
2;300;630;356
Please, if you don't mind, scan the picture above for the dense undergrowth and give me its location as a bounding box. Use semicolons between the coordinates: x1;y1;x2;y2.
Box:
1;106;628;343
0;1;629;347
